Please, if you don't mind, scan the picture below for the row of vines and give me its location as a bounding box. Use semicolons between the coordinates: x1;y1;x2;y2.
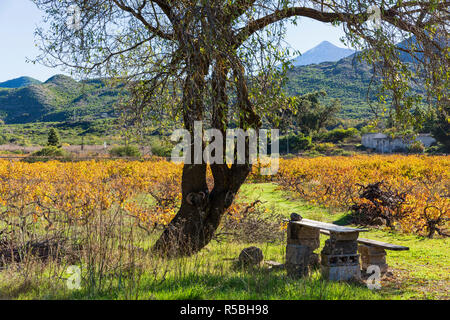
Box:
0;155;448;242
272;155;449;237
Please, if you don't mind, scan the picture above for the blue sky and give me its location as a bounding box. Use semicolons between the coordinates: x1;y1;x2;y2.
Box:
0;0;350;82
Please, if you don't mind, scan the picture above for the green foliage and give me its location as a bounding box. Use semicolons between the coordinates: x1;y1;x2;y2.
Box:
319;128;359;143
313;143;336;153
279;133;312;154
408;141;425;154
25;146;72;162
268;90;342;134
295;91;341;134
430;102;450;152
150;139;173;157
109;145;141;158
47;128;61;147
426;143;447;155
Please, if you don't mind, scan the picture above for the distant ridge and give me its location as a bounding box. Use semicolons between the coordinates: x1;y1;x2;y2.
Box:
0;37;426;124
0;74;125;124
292;41;356;66
0;76;42;89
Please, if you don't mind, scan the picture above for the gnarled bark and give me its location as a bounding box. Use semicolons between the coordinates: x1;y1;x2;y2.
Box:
153;162;252;257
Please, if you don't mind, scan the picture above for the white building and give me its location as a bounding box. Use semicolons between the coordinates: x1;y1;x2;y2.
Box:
361;133;436;153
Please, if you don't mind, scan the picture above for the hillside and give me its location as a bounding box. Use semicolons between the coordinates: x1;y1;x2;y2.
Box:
0;60;376;125
1;43;425;125
286;54;380;119
0;75;126;124
0;76;42;89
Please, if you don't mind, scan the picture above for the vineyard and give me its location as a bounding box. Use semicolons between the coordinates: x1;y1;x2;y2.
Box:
0;155;448;239
274;155;450;237
0;156;448;299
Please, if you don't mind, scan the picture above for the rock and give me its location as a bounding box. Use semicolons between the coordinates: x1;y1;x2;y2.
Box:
371;217;386;226
290;213;302;221
239;246;264;266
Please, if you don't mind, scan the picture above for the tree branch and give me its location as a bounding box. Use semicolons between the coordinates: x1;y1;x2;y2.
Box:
223;0;257;25
112;0;174;40
234;7;354;46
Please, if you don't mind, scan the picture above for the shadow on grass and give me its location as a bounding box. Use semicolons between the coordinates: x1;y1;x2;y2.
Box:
332;214;353;226
63;267;383;300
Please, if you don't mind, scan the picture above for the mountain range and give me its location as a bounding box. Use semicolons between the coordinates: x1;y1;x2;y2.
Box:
0;75;125;124
0;40;418;124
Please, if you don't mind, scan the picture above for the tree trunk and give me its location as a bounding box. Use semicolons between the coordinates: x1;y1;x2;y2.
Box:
153;162;251;257
153;54;257;257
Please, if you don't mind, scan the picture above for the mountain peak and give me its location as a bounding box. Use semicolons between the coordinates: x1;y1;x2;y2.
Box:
45;74;77;84
317;40;335;47
0;76;42;89
292;42;355;67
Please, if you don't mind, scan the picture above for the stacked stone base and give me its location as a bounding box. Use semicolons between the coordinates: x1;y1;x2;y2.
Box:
286;224;320;278
286;244;311;277
358;245;388;274
286;222;366;281
320;232;361;281
321;254;361;281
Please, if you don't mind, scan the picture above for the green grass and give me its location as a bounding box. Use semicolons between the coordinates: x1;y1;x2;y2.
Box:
0;239;382;300
238;183;450;300
238;183;349;222
0;182;447;300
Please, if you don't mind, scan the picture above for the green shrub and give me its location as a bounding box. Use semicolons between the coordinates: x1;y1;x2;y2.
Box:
314;142;336;153
408;141;425;154
109;145;141;157
331;149;354;156
426;144;446;155
304;150;323;157
279;133;312;154
25;146;72;162
150;139;173;157
321;128;358;143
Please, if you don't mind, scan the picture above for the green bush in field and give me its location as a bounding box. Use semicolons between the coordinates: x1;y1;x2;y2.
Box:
279;133;312;154
426;143;446;155
408;141;425;154
331;148;354;156
47;128;61;147
109;145;141;157
320;128;358;143
150;138;174;157
313;142;336;153
25;146;72;162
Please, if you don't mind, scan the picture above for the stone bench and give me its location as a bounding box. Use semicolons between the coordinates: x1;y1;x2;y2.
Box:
321;230;409;274
284;218;368;281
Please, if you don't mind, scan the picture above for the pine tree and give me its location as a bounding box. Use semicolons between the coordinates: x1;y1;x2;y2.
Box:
47;128;61;147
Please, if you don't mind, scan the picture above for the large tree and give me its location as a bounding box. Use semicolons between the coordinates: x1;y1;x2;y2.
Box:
32;0;449;256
